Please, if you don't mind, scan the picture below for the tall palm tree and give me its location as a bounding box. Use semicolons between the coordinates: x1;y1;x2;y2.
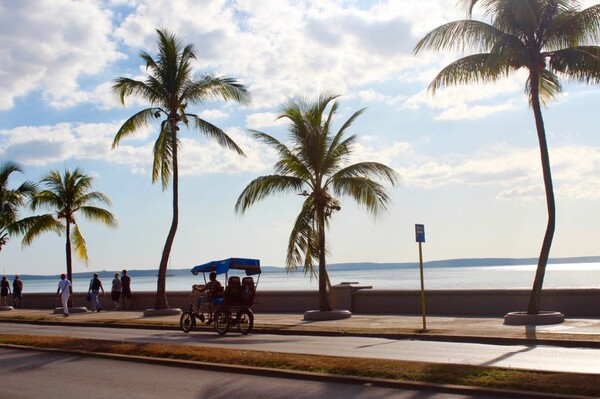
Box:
22;168;117;295
414;0;600;314
236;93;398;311
112;29;250;310
0;161;37;252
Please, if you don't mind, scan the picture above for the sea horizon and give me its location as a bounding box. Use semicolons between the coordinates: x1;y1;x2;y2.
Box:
9;259;600;293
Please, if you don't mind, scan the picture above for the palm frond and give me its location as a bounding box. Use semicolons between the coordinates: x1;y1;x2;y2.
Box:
251;130;312;181
286;197;318;274
112;78;161;106
526;68;562;106
189;114;245;156
29;189;61;212
550;46;600;85
75;192;113;208
329;162;399;186
152;121;174;189
235;175;305;215
414;20;502;54
546;4;600;48
331;176;392;217
6;215;41;236
79;206;118;228
184;75;250;105
21;214;64;247
112;108;159;148
71;224;89;265
428;53;510;93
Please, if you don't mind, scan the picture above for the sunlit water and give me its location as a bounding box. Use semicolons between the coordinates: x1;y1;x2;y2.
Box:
14;262;600;293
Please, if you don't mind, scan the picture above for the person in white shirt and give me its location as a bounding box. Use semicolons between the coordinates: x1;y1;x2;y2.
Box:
56;273;72;317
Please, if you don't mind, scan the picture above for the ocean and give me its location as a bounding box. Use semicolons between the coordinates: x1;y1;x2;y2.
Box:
13;262;600;293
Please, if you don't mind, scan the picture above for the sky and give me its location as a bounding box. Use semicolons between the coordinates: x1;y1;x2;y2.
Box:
1;0;599;277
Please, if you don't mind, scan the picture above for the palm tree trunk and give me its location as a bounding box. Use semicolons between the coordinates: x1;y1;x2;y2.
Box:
527;71;556;315
154;130;179;310
65;223;73;308
317;206;332;311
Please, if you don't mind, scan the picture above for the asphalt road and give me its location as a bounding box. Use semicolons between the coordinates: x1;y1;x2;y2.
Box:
0;323;598;374
0;348;501;399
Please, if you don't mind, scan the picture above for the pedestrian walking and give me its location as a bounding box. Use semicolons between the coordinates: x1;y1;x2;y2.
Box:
111;272;121;310
88;273;105;312
12;275;23;308
1;276;10;306
121;269;132;310
56;274;72;317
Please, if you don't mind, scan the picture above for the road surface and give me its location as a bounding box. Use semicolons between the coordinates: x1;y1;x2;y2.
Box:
0;323;598;374
0;348;505;398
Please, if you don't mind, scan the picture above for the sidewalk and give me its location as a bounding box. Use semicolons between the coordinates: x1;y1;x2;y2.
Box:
1;308;599;347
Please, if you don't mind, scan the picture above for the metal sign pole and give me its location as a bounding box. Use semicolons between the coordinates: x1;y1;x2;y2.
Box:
418;241;426;331
415;224;426;331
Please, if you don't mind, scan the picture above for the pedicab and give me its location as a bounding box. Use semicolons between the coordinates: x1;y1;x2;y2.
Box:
180;258;261;335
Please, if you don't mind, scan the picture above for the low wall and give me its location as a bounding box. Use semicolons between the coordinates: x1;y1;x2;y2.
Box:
10;288;600;317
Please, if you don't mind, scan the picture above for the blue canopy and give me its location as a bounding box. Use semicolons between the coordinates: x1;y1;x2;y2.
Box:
191;258;261;276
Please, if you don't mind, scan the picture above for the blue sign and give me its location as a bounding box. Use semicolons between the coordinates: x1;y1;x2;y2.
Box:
415;224;425;243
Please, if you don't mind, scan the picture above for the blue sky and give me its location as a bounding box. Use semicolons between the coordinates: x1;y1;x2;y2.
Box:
1;0;599;276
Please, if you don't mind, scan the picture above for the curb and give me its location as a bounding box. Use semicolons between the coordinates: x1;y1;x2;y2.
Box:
1;318;599;349
0;343;593;399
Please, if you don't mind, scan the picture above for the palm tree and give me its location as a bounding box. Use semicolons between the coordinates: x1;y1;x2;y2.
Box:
0;161;37;252
112;29;250;310
22;167;117;295
236;93;398;311
414;0;600;314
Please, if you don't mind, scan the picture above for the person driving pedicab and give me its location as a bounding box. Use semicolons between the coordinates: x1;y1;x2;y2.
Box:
193;272;222;313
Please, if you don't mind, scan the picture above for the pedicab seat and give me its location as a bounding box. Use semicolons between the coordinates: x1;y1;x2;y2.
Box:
224;276;243;304
241;277;255;304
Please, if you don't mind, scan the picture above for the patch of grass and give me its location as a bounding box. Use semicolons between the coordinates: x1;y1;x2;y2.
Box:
0;334;597;397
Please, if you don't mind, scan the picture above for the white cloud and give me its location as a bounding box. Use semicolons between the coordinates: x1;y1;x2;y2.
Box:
396;145;600;200
0;121;269;175
352;139;412;166
403;76;525;120
199;109;229;121
246;112;288;129
357;89;406;106
111;0;431;110
0;0;124;110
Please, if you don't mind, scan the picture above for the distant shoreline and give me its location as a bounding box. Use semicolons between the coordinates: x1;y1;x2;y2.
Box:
11;255;600;280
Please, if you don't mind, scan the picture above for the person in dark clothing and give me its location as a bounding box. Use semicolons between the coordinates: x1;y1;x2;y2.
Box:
121;269;132;309
193;272;222;321
12;275;23;308
87;273;104;312
0;276;10;306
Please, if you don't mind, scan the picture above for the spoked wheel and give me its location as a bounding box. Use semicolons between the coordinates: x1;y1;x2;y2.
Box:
214;309;230;335
180;311;196;333
236;308;254;335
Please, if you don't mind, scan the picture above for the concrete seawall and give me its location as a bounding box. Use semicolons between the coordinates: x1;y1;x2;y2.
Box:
11;287;600;317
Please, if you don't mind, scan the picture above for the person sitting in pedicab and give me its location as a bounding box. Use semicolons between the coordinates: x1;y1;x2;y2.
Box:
192;272;222;320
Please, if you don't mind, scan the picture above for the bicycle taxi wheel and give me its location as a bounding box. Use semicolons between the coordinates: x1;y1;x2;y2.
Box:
214;309;230;335
236;308;254;335
180;311;196;333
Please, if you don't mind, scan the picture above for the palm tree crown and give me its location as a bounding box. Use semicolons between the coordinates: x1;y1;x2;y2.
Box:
414;0;600;314
236;93;398;311
22;167;117;285
0;161;37;251
112;28;250;310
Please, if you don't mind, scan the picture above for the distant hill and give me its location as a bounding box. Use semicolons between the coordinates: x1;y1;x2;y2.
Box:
13;255;600;279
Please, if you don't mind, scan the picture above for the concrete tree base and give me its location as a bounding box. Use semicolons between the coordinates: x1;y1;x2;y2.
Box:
504;311;565;326
0;306;14;311
53;307;88;314
143;308;182;317
303;309;352;321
